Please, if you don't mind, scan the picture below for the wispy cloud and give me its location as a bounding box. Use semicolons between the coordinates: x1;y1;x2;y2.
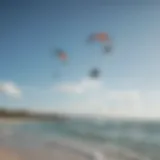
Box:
55;78;102;94
2;80;160;119
105;90;144;118
62;89;143;117
27;80;160;119
0;82;22;98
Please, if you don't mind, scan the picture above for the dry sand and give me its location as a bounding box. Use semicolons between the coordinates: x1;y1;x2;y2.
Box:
0;147;21;160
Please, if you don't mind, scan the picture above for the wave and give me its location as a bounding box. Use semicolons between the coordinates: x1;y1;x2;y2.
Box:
45;138;102;160
4;120;160;159
57;120;160;146
45;138;150;160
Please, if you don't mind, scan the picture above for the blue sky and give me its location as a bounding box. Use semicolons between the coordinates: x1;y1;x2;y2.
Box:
1;0;160;118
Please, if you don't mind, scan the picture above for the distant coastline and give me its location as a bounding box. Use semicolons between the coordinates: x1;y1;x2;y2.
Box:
0;108;69;122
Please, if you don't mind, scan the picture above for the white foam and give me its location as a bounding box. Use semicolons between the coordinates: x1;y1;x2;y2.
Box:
100;143;151;160
93;151;104;160
45;138;105;160
45;137;152;160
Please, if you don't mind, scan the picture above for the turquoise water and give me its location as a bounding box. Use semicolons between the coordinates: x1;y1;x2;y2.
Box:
0;119;160;160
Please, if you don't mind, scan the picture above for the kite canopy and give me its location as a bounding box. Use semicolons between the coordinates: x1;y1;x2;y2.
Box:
88;32;112;53
88;32;110;42
89;68;100;78
51;48;69;79
55;49;68;62
89;33;109;42
104;44;112;53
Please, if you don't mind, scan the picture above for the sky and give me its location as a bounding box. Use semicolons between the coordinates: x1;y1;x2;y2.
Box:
1;0;160;119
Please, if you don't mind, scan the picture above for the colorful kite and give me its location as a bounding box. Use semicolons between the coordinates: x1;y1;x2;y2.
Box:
88;32;112;53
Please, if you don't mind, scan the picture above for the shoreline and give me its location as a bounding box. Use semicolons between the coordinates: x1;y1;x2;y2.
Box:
0;143;94;160
0;118;46;124
0;117;68;123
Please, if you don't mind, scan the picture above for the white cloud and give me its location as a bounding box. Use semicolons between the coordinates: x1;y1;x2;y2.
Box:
32;80;160;119
105;90;144;118
55;78;102;94
2;79;160;119
107;90;142;110
52;85;142;117
0;82;21;98
55;87;160;119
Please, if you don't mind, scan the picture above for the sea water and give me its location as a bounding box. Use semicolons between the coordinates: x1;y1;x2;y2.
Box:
0;118;160;160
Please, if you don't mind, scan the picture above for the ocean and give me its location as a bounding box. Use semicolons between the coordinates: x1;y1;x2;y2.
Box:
0;118;160;160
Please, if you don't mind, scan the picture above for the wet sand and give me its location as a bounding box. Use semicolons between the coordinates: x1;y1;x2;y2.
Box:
0;146;93;160
0;122;94;160
0;121;145;160
0;129;93;160
0;139;146;160
0;145;144;160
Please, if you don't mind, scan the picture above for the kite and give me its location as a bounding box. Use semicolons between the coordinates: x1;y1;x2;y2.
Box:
51;48;68;79
88;32;112;53
89;68;100;78
54;49;68;63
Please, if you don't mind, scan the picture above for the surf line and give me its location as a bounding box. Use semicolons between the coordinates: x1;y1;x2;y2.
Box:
46;139;105;160
101;143;151;160
93;151;104;160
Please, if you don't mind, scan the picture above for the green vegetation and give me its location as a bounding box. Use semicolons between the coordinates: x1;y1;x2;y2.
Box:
0;108;68;121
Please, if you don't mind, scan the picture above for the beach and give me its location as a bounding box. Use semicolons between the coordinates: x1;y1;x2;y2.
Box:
0;147;21;160
0;118;160;160
0;119;27;124
0;141;146;160
0;120;94;160
0;145;93;160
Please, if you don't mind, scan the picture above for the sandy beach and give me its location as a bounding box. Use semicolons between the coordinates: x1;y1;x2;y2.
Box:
0;147;21;160
0;119;26;124
0;145;93;160
0;118;157;160
0;144;143;160
0;119;93;160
